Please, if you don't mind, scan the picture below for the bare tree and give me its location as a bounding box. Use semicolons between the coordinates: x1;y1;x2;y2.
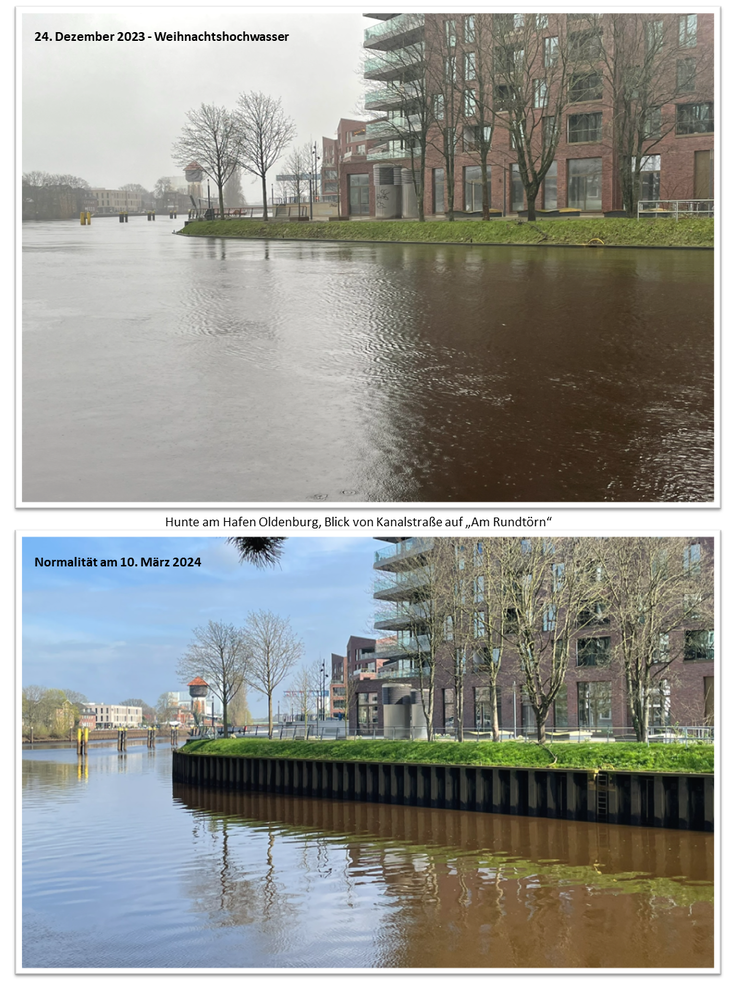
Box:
424;17;467;220
290;662;320;738
236;91;296;220
155;691;180;725
591;537;714;741
282;142;313;206
177;621;249;738
226;537;285;567
501;537;600;744
242;610;304;737
172;104;244;217
154;176;173;202
489;12;572;220
223;169;245;209
458;14;496;219
590;13;714;216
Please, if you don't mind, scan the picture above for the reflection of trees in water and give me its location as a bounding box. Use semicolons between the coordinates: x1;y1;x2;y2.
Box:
173;787;713;968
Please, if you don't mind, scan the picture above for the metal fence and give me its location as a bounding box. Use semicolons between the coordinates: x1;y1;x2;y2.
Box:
637;198;714;220
188;723;713;744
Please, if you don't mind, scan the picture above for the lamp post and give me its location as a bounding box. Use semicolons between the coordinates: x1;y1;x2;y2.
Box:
512;679;517;739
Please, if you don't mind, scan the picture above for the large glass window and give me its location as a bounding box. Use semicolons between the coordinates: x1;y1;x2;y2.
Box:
348;173;370;216
511;163;525;211
568;28;602;61
569;72;603;103
534;79;549;108
544;36;559;67
649;681;671;727
474;687;501;729
636;154;661;202
684;630;714;660
679;13;697;48
464;165;491;212
677;58;697;93
443;689;455;730
676;103;713;135
554;684;568;728
568;112;602;143
463;15;475;43
577;681;612;728
464;51;476;81
433;168;445;214
577;635;611;666
544;161;558;208
567;157;602;210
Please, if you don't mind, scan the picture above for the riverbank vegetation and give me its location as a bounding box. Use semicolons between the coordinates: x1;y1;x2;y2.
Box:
179;737;713;773
178;216;713;248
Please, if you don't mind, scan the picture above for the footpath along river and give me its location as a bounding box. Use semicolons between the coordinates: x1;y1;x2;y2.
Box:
22;218;713;503
22;744;714;969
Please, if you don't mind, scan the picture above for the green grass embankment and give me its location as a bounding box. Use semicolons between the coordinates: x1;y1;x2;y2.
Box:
178;737;713;773
177;217;713;248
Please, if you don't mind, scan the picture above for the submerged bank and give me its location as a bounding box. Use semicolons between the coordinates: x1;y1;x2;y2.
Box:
177;216;714;248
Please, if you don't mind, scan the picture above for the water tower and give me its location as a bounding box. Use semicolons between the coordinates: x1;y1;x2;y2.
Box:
187;676;209;722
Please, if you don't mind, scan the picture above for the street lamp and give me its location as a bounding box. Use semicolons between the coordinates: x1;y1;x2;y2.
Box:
512;679;517;739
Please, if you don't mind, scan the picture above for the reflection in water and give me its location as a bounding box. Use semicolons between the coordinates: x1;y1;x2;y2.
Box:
23;220;712;503
22;748;713;969
174;786;714;970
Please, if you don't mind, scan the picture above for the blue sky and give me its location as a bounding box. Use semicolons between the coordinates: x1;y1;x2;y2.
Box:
22;536;378;716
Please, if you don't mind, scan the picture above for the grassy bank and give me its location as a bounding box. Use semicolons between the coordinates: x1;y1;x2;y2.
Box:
179;738;713;773
178;217;713;248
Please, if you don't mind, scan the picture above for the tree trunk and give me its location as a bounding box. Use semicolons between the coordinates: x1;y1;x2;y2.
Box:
481;161;490;221
491;680;500;742
222;702;228;740
526;185;540;222
267;691;273;739
261;175;269;221
218;185;226;219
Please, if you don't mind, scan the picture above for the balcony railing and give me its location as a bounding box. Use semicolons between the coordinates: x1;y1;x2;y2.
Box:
364;44;424;81
365;115;422;141
365;81;423;112
637;198;714;220
374;536;434;566
364;13;425;50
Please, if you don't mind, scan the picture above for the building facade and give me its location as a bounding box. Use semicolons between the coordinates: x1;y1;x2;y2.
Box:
89;188;145;214
351;536;715;738
357;12;714;218
84;703;143;728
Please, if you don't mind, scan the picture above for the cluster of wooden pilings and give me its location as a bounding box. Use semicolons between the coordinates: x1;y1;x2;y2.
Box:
172;752;714;833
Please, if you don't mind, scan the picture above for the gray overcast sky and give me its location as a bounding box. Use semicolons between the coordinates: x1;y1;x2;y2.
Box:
21;7;368;195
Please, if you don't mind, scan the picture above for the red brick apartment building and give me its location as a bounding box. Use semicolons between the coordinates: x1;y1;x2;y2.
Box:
346;12;714;218
350;537;715;739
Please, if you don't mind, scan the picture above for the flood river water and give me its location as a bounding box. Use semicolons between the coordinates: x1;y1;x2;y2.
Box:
22;219;713;504
22;744;714;970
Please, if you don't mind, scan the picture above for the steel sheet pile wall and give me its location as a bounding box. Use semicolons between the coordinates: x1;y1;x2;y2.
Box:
172;752;713;832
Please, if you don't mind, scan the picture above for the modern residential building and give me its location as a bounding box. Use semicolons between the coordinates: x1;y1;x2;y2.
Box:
84;703;143;728
350;536;715;737
356;12;714;217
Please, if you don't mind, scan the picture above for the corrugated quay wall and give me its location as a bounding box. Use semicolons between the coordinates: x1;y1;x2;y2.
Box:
172;752;713;832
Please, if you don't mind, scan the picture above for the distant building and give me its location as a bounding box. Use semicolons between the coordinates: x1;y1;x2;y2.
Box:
84;703;143;728
89;188;144;214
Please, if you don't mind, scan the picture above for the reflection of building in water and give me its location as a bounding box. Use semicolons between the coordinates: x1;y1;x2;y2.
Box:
172;786;714;969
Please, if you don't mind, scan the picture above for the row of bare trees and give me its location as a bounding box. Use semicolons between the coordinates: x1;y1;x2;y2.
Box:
364;12;713;219
374;537;713;744
171;92;296;219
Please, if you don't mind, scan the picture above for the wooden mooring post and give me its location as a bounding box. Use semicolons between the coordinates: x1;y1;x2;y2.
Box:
117;728;128;752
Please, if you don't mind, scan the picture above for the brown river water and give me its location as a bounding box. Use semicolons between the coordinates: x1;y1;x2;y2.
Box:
22;744;714;970
22;219;713;504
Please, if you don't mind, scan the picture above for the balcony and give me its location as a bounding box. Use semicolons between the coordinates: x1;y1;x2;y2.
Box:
374;569;429;600
374;602;427;631
377;655;431;680
364;44;424;81
374;536;434;569
364;13;425;51
365;81;423;112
